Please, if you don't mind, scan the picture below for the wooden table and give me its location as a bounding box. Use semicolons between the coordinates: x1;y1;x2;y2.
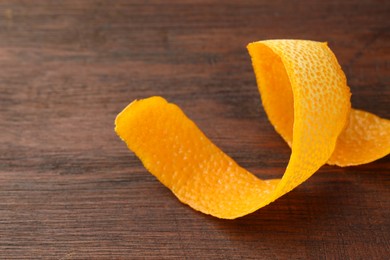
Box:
1;1;389;259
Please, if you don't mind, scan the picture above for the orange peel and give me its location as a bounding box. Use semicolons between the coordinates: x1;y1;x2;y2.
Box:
115;40;390;219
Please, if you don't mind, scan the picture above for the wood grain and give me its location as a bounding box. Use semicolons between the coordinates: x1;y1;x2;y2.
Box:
0;0;389;259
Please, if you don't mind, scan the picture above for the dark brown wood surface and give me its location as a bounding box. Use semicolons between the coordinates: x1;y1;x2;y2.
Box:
1;0;389;259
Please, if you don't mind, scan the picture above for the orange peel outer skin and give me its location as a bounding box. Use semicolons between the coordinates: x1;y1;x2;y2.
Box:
115;40;390;219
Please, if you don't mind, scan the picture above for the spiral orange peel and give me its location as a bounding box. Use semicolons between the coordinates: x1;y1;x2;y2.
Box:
115;40;390;219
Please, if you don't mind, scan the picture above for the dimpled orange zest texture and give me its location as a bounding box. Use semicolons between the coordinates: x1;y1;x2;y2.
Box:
115;40;390;219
